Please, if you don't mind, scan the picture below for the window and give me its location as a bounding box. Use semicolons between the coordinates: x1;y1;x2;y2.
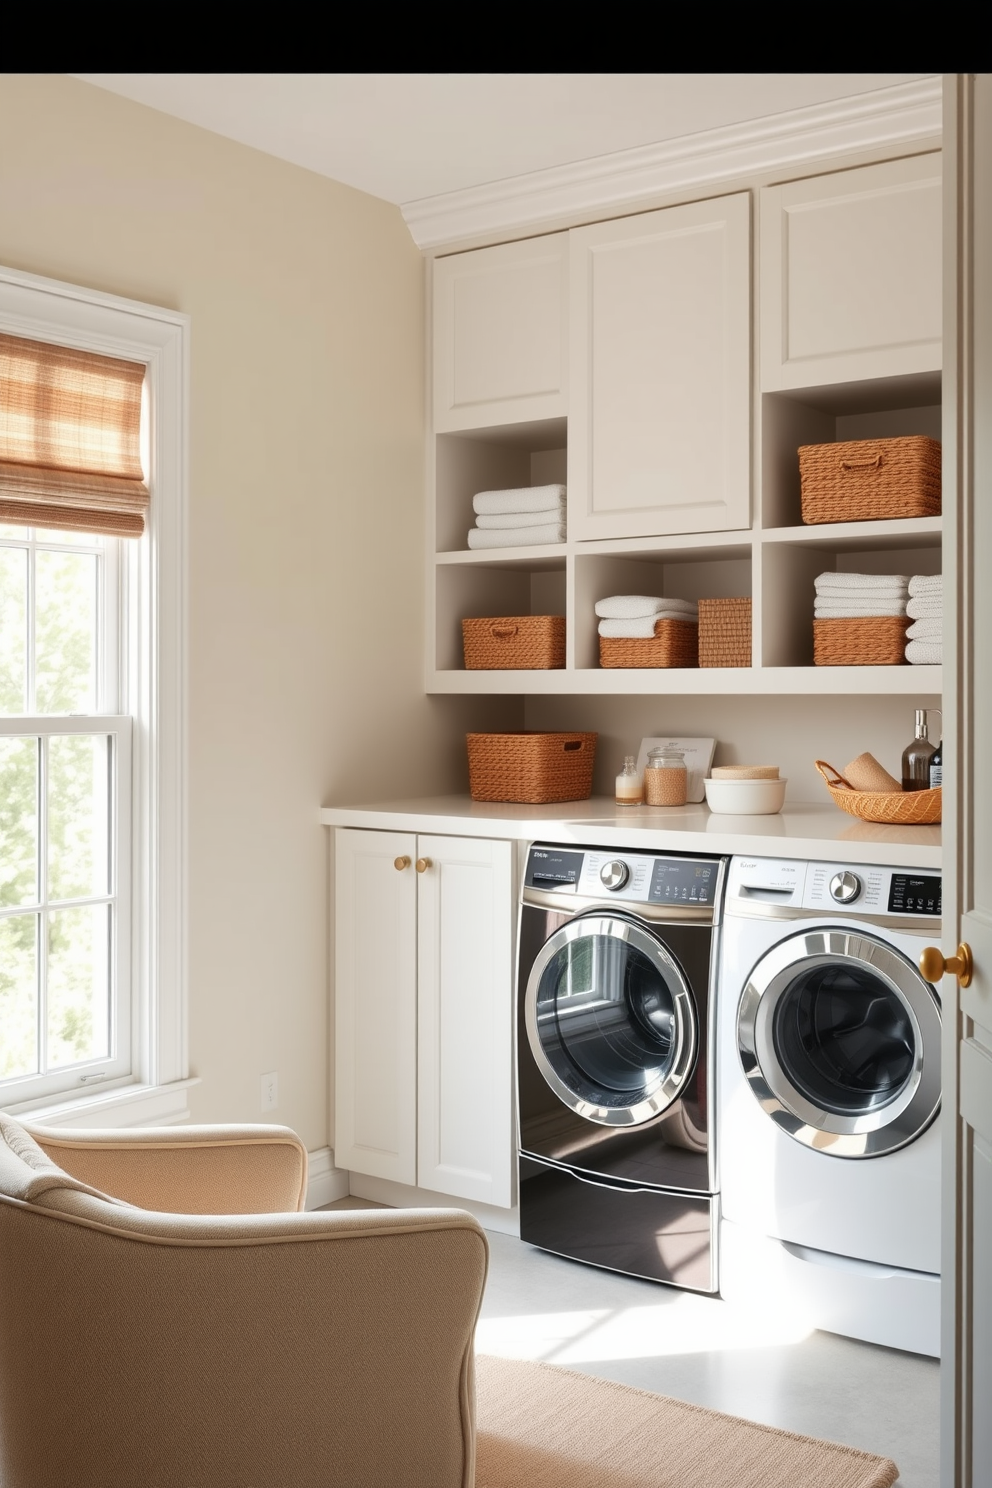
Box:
1;524;131;1105
0;264;189;1125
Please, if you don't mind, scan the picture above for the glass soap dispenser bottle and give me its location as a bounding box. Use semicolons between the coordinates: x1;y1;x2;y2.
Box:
615;755;643;806
902;709;937;792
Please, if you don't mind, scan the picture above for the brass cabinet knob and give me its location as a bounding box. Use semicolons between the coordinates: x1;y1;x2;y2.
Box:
393;856;411;871
920;942;973;987
416;857;433;874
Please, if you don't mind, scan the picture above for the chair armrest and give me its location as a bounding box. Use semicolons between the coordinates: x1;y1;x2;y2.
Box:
0;1199;487;1488
24;1122;308;1213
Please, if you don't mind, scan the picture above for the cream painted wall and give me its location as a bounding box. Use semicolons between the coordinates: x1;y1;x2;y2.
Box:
0;75;518;1149
526;694;942;803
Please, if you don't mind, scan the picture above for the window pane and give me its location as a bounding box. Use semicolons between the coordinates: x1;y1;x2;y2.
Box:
0;912;39;1079
48;734;110;902
47;903;111;1068
36;529;102;548
0;546;27;713
0;736;38;907
0;524;28;539
35;550;98;713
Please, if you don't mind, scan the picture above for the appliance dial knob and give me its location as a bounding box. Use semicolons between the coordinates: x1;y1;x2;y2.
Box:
600;859;630;891
829;870;863;904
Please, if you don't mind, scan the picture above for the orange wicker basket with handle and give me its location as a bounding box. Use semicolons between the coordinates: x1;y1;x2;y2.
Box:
467;732;597;803
815;760;941;825
599;619;698;669
462;615;565;670
813;616;909;666
799;436;941;525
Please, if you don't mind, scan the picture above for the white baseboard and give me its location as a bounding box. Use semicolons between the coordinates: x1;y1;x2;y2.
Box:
348;1172;520;1236
305;1147;350;1209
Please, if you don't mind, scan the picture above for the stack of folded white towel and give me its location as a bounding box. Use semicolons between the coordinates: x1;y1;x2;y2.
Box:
813;571;909;619
595;594;699;637
467;484;566;549
905;574;942;665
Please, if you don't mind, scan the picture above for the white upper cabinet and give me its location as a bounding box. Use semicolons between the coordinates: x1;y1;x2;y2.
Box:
760;153;942;390
568;193;751;541
433;233;568;431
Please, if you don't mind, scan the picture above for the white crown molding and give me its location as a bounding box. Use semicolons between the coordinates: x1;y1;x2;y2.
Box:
403;77;942;251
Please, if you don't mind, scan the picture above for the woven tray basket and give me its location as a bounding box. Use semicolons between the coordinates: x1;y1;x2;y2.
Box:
467;732;597;803
815;760;942;824
599;619;698;669
813;616;908;666
799;435;941;525
462;615;565;670
698;598;751;668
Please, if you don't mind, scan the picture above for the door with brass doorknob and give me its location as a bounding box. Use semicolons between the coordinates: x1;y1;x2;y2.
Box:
943;73;992;1488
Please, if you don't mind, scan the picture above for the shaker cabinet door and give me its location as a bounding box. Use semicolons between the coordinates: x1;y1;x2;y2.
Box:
760;152;942;390
417;835;516;1207
334;828;418;1185
433;233;568;431
568;192;751;541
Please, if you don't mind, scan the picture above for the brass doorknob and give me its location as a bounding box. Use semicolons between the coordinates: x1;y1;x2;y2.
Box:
393;856;411;871
920;942;973;988
416;857;432;874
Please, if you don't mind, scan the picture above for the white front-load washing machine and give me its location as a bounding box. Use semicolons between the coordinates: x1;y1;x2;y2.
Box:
716;855;942;1356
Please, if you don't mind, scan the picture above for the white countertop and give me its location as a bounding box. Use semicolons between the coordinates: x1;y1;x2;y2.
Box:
319;796;941;869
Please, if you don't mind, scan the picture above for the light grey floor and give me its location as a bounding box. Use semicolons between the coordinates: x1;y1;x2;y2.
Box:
325;1201;939;1486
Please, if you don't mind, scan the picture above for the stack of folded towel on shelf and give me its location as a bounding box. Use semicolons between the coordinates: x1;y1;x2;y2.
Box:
905;574;943;664
595;594;699;637
467;484;566;549
813;571;909;618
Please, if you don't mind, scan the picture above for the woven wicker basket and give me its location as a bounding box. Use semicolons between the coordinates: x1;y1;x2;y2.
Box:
799;435;941;525
599;619;698;669
813;616;908;666
462;615;565;670
815;760;942;824
467;732;597;803
698;598;751;668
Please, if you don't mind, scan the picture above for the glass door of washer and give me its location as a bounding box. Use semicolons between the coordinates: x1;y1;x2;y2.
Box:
737;929;941;1157
525;913;698;1128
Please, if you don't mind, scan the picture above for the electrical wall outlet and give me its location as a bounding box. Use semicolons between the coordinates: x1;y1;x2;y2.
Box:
260;1071;279;1112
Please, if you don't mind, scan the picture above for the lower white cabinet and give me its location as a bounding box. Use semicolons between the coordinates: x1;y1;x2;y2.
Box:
333;828;515;1207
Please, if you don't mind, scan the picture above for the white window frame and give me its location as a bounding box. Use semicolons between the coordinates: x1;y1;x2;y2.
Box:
0;262;192;1127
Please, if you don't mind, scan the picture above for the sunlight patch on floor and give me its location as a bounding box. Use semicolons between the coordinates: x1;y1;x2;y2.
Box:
476;1292;814;1362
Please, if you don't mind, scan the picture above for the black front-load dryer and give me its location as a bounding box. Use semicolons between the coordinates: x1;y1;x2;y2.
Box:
517;844;727;1293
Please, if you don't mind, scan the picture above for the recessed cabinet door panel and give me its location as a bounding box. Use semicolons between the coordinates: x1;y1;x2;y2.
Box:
761;153;942;389
417;835;515;1207
334;829;417;1184
569;193;751;540
433;234;568;431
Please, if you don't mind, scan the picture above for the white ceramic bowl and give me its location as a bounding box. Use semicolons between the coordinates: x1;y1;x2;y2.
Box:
703;776;787;814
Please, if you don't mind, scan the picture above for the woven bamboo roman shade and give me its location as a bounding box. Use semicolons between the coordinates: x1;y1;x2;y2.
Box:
0;332;149;537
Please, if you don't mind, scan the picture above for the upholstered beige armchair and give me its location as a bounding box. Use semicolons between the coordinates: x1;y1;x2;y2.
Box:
0;1115;486;1488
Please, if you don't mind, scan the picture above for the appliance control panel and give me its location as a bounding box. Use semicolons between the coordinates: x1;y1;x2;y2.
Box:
525;846;721;906
727;857;941;918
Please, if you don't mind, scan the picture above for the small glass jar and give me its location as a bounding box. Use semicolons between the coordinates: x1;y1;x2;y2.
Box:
615;754;643;806
644;746;688;806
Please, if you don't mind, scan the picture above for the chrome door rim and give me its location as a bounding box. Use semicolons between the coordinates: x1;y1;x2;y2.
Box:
737;929;941;1158
525;912;698;1128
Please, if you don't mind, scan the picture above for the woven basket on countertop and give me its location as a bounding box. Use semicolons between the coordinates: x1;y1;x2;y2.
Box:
462;615;565;670
813;616;909;666
698;598;751;668
799;435;941;525
599;619;698;669
815;760;942;824
467;732;597;803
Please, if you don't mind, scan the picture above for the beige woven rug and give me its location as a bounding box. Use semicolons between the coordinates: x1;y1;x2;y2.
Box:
475;1355;899;1488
